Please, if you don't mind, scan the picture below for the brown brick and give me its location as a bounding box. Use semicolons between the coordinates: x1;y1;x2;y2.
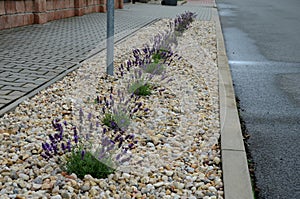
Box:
52;11;58;20
118;0;123;9
69;0;75;8
23;14;34;25
25;0;34;12
59;11;64;19
0;16;6;30
52;0;57;9
5;16;11;29
16;1;26;13
95;5;100;12
63;0;68;9
0;1;5;15
15;15;24;28
34;0;47;12
75;8;84;16
100;5;106;13
47;11;54;21
65;9;75;17
34;13;47;24
5;1;17;14
46;0;54;10
56;0;62;9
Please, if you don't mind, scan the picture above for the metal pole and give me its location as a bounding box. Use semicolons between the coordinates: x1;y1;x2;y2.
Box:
107;0;115;76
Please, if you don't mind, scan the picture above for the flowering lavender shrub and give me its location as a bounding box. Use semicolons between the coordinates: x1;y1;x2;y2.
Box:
41;110;137;179
174;11;197;34
126;68;154;96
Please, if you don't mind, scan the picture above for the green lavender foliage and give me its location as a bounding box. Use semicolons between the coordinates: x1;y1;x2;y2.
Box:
64;150;115;179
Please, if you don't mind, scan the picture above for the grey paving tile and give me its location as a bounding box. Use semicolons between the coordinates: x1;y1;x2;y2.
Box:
1;86;32;92
8;91;25;97
0;81;25;87
1;95;20;101
0;90;12;95
0;99;11;104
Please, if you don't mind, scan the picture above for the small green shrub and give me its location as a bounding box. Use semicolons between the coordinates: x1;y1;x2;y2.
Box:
152;49;169;63
134;84;151;96
129;80;151;96
102;111;131;130
64;149;115;179
103;113;114;128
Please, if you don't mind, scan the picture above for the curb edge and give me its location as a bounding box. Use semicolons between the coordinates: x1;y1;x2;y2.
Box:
213;8;254;199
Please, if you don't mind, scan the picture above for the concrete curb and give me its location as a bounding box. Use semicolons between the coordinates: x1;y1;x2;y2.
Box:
213;8;254;199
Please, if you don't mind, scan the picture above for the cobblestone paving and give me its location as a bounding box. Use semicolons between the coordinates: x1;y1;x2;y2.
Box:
0;2;212;115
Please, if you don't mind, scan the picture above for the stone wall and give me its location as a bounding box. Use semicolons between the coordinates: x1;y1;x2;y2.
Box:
0;0;123;30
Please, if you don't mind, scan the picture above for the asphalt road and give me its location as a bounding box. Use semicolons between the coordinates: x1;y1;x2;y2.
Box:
216;0;300;198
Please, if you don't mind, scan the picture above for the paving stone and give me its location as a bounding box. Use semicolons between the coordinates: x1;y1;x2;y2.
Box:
1;95;20;101
0;90;12;95
0;99;11;104
8;91;25;97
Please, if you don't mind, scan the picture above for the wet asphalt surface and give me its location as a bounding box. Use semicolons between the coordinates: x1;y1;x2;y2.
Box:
216;0;300;198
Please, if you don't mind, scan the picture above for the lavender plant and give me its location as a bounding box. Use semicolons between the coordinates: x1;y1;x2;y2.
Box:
41;110;137;179
174;11;197;35
127;68;154;96
98;88;145;130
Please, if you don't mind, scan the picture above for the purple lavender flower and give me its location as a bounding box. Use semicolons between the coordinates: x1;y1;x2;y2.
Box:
114;134;121;142
61;143;66;151
42;143;47;151
49;135;55;143
128;143;135;149
137;102;142;108
74;135;78;144
118;137;124;148
88;113;92;121
67;140;71;152
54;133;60;141
81;150;85;160
45;143;51;151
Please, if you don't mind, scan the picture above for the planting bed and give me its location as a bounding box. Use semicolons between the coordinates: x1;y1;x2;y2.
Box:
0;18;222;199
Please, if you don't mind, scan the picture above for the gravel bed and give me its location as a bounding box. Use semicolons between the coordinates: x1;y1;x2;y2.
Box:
0;19;222;199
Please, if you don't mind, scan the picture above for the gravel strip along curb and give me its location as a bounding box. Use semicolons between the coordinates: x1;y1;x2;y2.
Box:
213;8;254;199
0;19;223;198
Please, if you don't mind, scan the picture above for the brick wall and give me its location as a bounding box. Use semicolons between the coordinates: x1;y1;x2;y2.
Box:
0;0;123;30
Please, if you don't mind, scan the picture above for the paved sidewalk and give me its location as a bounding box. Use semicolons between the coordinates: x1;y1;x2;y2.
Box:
0;2;212;115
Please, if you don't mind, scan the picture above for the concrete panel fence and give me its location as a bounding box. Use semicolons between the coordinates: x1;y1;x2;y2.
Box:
0;0;123;30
